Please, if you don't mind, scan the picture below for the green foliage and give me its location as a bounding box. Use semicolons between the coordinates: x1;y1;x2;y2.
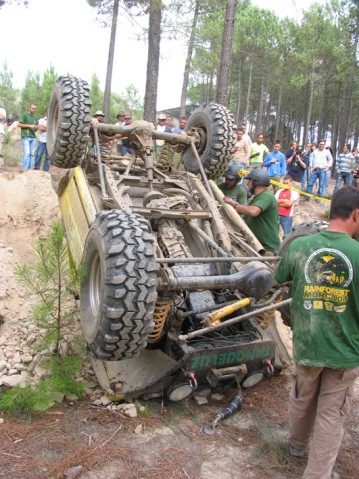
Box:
256;420;289;466
38;66;58;115
45;355;87;398
0;355;86;416
14;222;79;352
90;73;104;115
21;71;42;113
0;61;19;117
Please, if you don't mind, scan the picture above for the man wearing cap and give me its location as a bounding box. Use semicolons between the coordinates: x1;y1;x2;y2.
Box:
94;110;105;122
224;169;280;253
155;113;172;158
90;110;105;155
219;163;248;206
115;111;125;154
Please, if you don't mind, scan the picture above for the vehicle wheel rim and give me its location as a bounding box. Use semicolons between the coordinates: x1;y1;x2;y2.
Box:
85;252;102;341
90;253;101;316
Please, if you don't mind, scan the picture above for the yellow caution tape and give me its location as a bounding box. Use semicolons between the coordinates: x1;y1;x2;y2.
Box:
238;169;331;204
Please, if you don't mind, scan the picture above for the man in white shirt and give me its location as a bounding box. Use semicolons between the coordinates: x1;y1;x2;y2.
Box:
34;107;50;172
155;113;171;158
305;140;333;200
241;123;252;146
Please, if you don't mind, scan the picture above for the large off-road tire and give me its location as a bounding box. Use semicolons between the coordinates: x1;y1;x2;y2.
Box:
183;103;236;180
80;210;158;360
278;221;328;256
277;221;328;327
47;76;92;168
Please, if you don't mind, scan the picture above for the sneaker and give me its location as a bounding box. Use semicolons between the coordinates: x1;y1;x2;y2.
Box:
289;444;305;458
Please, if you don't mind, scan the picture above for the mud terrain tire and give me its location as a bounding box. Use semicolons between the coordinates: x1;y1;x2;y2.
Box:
183;103;236;180
277;221;328;327
80;210;158;360
48;76;91;168
278;221;328;256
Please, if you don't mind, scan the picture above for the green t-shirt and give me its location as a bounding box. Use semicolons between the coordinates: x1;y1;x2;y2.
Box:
218;182;247;205
19;112;37;139
245;189;280;252
275;230;359;369
250;143;269;164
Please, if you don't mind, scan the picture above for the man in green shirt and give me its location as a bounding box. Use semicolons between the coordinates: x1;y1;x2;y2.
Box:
218;163;247;206
275;186;359;479
18;103;38;169
249;132;269;169
224;168;280;253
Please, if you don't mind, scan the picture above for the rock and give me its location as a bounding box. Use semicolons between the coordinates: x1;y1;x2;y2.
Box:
21;354;33;363
14;363;27;371
63;465;84;479
26;334;36;346
211;393;225;401
0;360;7;372
1;372;28;387
8;368;18;375
66;394;79;401
12;352;21;364
53;392;65;403
193;394;208;405
100;395;111;406
134;424;143;435
124;407;137;418
196;388;211;398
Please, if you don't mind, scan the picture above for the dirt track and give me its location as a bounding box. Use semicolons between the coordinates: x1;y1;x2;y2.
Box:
0;168;357;479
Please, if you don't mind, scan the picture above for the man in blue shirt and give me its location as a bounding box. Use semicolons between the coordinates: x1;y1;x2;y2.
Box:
264;140;286;191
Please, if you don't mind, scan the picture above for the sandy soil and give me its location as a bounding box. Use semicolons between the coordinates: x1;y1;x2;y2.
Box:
0;167;357;479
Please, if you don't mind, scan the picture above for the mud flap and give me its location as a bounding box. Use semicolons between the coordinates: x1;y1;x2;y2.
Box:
91;350;179;399
262;312;292;365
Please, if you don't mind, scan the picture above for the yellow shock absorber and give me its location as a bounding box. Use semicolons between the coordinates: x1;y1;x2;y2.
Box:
203;297;251;326
147;300;171;343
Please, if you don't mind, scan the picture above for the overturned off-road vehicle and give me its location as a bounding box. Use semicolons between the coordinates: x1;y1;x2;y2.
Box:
48;76;291;401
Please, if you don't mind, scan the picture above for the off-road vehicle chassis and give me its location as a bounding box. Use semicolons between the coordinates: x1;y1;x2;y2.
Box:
48;76;291;401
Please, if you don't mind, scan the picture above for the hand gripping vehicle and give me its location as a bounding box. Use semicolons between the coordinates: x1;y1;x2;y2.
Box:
47;76;291;402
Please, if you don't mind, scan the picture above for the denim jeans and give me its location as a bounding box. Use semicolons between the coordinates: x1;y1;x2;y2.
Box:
301;169;309;192
323;170;331;197
279;215;293;237
22;136;37;169
333;171;352;194
121;145;132;156
34;141;50;172
306;168;326;198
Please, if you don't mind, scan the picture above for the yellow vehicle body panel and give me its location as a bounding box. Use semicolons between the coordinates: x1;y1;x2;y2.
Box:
59;167;98;267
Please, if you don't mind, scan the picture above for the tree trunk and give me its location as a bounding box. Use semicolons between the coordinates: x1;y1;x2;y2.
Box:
103;0;119;120
274;81;282;140
303;71;314;146
245;61;253;120
180;0;199;117
332;110;339;168
215;0;237;106
235;56;242;124
338;62;354;154
143;0;162;123
256;75;265;133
